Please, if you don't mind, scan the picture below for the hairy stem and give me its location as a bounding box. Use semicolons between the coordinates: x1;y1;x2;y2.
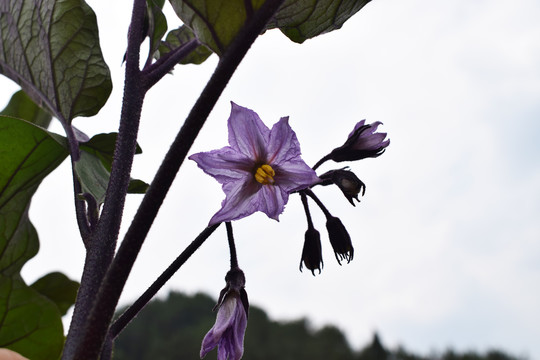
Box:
142;39;200;91
305;189;332;218
74;1;285;358
105;224;220;348
312;153;332;171
300;192;315;230
61;122;90;243
62;0;147;357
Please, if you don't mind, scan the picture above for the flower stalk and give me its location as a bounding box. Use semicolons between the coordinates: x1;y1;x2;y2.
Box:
226;222;239;269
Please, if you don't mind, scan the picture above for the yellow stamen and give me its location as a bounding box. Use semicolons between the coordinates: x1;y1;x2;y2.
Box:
254;164;275;185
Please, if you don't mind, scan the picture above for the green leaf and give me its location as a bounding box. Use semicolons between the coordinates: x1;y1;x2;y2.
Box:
158;26;213;65
0;90;52;129
168;0;266;55
0;0;112;123
76;133;148;205
79;133;142;171
146;0;169;63
267;0;372;43
0;116;68;359
0;275;64;360
75;150;110;206
127;179;150;194
0;116;68;275
30;272;79;316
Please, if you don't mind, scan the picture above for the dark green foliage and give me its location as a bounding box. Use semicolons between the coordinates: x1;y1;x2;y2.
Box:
357;333;389;360
113;292;215;359
113;292;523;360
30;272;79;316
440;349;519;360
0;93;71;359
0;0;112;123
114;291;355;360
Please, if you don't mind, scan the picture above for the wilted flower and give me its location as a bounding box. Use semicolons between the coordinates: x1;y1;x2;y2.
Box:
319;169;366;206
201;268;249;360
299;226;323;275
190;102;319;225
326;216;354;265
328;120;389;163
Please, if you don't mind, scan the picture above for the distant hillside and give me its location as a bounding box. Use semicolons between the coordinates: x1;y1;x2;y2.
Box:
112;292;521;360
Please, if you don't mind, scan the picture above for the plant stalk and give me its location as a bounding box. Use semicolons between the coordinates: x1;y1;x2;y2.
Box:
72;1;285;358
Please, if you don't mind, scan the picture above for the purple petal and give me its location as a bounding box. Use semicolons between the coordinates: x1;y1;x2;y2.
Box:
274;159;320;194
257;185;287;220
200;298;237;357
200;295;247;360
266;117;301;165
209;177;262;225
348;120;366;138
355;132;388;150
227;102;270;161
192;102;322;225
365;121;383;133
189;147;253;185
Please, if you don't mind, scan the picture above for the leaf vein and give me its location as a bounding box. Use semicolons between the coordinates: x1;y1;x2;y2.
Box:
0;135;48;208
183;0;224;53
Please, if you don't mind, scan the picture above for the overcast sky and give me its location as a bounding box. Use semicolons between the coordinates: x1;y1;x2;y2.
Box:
2;0;540;358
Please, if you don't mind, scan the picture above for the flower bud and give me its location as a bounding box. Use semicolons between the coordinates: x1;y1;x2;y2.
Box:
326;216;354;265
319;169;365;206
299;227;323;275
329;120;389;162
201;267;249;360
217;267;248;314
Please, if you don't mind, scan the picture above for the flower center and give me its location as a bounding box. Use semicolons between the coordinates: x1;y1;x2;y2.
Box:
254;164;275;185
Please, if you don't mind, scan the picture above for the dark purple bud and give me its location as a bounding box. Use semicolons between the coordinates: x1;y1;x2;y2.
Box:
326;216;354;265
319;169;366;206
299;227;323;276
329;120;389;162
215;267;248;314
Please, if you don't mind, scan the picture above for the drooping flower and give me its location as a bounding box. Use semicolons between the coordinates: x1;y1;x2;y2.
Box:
201;268;249;360
190;102;319;225
319;168;366;206
326;216;354;265
328;120;390;163
299;226;323;275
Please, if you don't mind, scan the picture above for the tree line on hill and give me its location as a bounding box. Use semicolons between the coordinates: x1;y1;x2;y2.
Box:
112;292;523;360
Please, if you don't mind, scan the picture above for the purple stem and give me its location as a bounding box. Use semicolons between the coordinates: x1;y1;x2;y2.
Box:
141;39;200;90
101;223;220;356
226;222;238;269
305;189;332;219
312;153;332;171
70;0;285;358
62;0;147;357
61;121;91;243
300;191;315;230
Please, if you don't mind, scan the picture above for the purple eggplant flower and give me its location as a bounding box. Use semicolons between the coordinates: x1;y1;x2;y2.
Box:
318;168;366;206
201;268;249;360
325;120;390;164
200;292;247;360
190;102;319;225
